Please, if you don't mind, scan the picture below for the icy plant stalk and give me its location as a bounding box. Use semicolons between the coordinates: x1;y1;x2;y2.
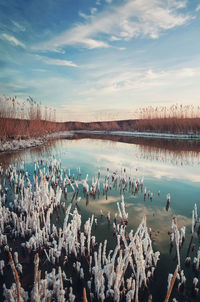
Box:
192;210;195;234
31;253;40;302
117;195;128;223
194;203;198;223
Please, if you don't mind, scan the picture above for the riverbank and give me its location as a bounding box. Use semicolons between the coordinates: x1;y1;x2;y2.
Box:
74;130;200;140
1;117;200;140
1;129;200;153
0;131;73;153
1;116;200;153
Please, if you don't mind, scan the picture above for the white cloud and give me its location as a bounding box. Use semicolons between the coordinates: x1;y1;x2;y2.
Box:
196;4;200;12
36;55;78;67
32;68;47;73
78;11;89;20
90;7;97;14
77;66;200;102
1;33;25;48
82;38;109;49
33;21;110;50
167;0;187;10
110;35;121;41
34;0;191;51
12;21;26;32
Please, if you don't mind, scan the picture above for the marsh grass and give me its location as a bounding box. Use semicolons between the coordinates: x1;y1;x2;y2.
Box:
1;98;200;140
0;96;63;140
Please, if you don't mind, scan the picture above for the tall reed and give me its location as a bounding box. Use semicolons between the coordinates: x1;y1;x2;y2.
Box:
135;104;200;134
0;96;60;140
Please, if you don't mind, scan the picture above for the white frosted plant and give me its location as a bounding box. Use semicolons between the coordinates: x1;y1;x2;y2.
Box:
192;210;195;234
178;270;186;291
0;259;5;275
193;277;198;287
179;226;186;245
117;195;128;223
3;283;29;302
193;247;200;270
194;203;198;223
167;193;171;202
0;158;162;302
171;217;181;268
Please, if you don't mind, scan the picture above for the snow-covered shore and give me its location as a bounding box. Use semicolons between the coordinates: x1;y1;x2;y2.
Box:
0;131;74;153
1;129;200;153
74;130;200;140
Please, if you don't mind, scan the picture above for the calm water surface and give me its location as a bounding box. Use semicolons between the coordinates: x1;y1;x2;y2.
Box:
0;137;200;301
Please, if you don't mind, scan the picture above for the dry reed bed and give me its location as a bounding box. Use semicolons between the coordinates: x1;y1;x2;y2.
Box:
1;117;200;142
134;118;200;134
0;118;67;140
1;98;200;141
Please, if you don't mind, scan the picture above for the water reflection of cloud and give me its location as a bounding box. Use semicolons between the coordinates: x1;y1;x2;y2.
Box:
91;195;120;205
89;150;200;184
133;204;191;227
132;204;192;253
1;137;198;261
14;137;198;185
83;196;192;254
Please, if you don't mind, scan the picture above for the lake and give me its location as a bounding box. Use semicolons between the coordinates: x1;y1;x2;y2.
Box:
0;135;200;301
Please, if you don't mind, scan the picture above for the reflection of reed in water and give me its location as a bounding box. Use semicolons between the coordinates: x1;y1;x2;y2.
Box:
1;134;200;168
138;145;200;167
70;133;200;166
0;140;61;168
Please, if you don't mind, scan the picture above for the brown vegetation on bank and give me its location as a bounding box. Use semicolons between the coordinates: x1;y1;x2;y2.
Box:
134;117;200;133
63;104;200;133
0;96;61;140
1;117;200;141
0;118;67;140
134;104;200;133
0;98;200;140
64;117;200;134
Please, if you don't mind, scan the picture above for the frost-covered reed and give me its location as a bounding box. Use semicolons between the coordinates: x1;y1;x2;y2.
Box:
0;158;159;301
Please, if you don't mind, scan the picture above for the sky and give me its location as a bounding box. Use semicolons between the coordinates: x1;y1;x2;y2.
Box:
0;0;200;121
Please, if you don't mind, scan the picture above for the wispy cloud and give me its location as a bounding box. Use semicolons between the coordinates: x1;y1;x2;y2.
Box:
12;21;26;32
34;0;191;51
70;64;200;114
0;33;25;48
90;7;97;15
32;68;47;73
79;66;200;98
36;55;78;67
195;4;200;12
56;103;136;121
110;35;121;41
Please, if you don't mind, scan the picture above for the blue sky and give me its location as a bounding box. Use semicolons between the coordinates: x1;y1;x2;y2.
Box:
1;0;200;121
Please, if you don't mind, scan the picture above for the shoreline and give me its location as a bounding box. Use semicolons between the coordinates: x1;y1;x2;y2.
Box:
74;130;200;140
0;131;74;153
1;130;200;153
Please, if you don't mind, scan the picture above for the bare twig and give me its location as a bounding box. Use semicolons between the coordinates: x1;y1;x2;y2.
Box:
8;251;21;302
